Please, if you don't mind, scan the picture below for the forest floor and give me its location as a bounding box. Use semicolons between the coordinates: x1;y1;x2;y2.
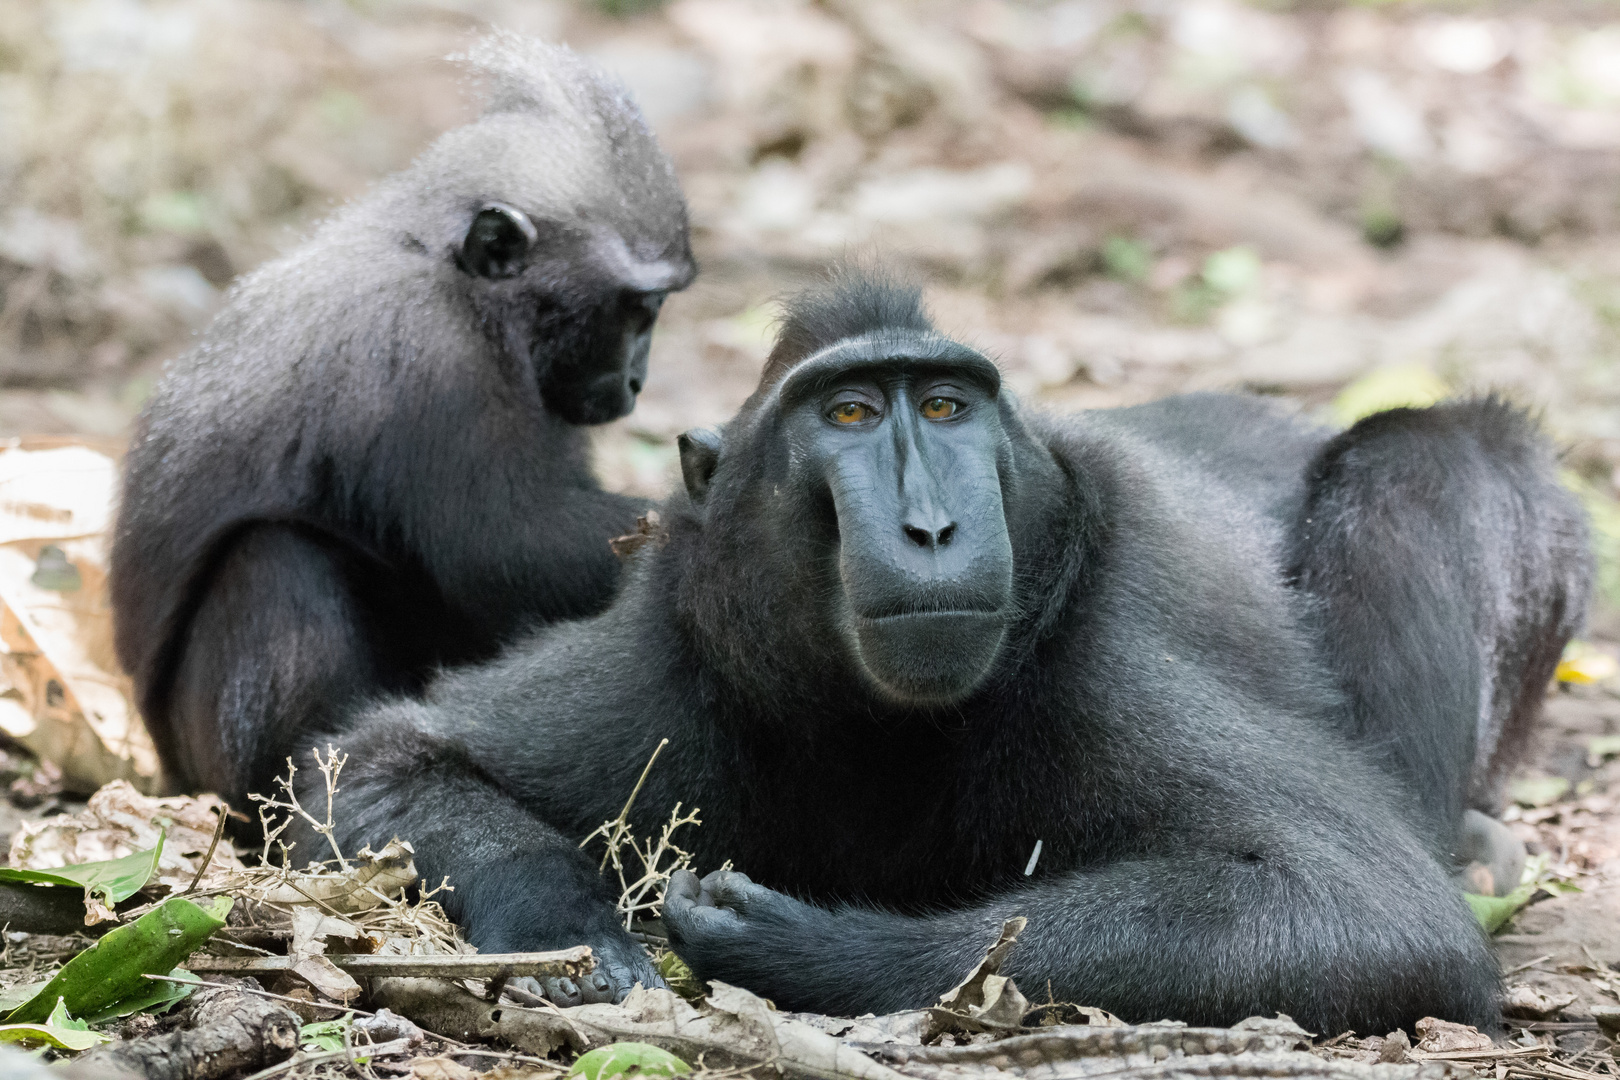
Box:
3;0;1620;1075
0;685;1613;1078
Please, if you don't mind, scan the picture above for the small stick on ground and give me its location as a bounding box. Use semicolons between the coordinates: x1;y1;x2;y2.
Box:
237;1036;414;1080
183;806;228;895
184;947;593;979
143;973;377;1017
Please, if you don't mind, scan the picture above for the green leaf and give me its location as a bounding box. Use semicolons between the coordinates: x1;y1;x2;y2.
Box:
0;997;108;1051
1510;776;1571;808
1202;245;1261;297
0;979;52;1014
1101;236;1152;284
46;998;88;1034
1466;852;1581;933
1586;735;1620;769
1466;885;1535;934
5;895;230;1024
300;1015;353;1053
568;1042;692;1080
0;832;164;910
83;970;197;1025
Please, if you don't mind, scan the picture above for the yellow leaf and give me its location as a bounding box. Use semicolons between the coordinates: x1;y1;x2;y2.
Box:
1556;652;1618;685
1331;366;1449;426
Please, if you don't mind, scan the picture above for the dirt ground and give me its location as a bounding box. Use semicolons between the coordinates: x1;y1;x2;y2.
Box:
3;0;1620;1065
1497;685;1620;1053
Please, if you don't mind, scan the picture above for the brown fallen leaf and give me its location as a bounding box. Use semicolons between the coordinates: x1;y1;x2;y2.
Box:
286;905;365;1002
290;955;362;1003
0;444;159;795
290;906;363;954
9;780;243;904
410;1056;478;1080
1415;1016;1492;1053
1373;1028;1412;1063
246;838;417;913
1502;984;1579;1020
927;916;1029;1037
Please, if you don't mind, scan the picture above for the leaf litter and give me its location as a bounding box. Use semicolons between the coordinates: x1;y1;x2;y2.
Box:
0;747;1611;1080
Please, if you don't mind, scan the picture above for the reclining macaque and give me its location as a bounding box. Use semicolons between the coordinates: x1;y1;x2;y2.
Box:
299;271;1584;1031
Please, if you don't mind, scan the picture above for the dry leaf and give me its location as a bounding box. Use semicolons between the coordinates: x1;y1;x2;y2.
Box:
1415;1016;1492;1053
290;906;363;956
1073;1007;1127;1027
1502;984;1579;1020
1378;1029;1411;1063
8;779;242;893
411;1056;478;1080
248;839;417;913
927;916;1028;1036
291;954;362;1002
0;443;158;794
545;983;906;1080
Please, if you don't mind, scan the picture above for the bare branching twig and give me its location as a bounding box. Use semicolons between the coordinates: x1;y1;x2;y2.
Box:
248;745;350;869
580;740;704;928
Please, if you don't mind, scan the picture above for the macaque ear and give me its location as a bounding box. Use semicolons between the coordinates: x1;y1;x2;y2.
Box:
678;428;723;506
461;202;538;279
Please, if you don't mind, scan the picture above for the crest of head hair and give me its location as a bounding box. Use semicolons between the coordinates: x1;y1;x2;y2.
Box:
456;30;647;135
762;266;938;386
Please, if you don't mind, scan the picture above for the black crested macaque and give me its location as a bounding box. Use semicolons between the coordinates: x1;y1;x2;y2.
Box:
315;271;1589;1028
111;34;695;823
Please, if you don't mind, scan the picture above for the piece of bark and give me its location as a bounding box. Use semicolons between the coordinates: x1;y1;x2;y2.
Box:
860;1022;1318;1068
369;974;593;1056
369;976;507;1045
868;1051;1465;1080
537;982;908;1080
71;979;300;1080
185;947;591;979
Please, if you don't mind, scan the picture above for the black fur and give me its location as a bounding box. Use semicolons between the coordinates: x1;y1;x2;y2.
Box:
110;33;694;803
308;270;1588;1031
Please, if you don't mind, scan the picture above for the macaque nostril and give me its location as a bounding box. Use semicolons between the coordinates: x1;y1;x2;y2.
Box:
903;525;931;548
937;523;956;546
628;377;643;394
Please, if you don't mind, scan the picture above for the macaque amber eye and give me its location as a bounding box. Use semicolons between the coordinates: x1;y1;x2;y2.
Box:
830;402;873;424
921;397;959;420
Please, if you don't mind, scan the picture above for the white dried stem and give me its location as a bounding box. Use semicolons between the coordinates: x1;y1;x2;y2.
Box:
248;745;350;870
584;801;702;929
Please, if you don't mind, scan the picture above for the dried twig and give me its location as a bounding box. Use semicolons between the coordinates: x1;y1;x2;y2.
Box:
579;740;708;928
249;746;350;869
444;1047;566;1072
1504;954;1555;977
585;738;669;871
237;1035;413;1080
183;806;228;895
142;973;377;1017
184;948;594;979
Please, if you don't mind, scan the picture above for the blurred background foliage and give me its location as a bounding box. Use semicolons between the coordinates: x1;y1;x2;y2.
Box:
4;0;1620;617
